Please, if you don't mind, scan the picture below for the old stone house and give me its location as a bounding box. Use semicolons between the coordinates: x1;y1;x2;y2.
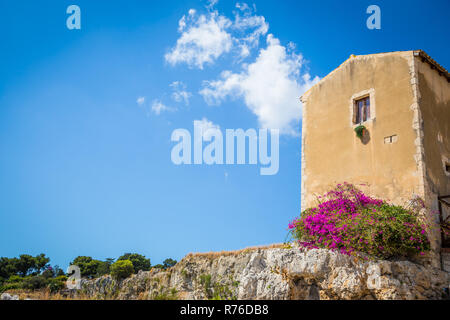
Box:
300;50;449;270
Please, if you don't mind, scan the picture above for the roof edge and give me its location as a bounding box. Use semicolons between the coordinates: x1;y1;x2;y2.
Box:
300;50;450;103
414;50;450;81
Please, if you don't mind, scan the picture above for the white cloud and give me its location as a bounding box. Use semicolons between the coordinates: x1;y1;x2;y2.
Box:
193;117;220;141
178;15;186;32
170;81;192;105
165;4;319;135
200;34;319;135
166;3;269;69
233;3;269;55
151;100;175;115
136;96;146;106
165;10;233;69
206;0;219;9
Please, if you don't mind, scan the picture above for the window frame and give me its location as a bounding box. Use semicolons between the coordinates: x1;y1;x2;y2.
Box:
349;88;376;127
354;96;371;124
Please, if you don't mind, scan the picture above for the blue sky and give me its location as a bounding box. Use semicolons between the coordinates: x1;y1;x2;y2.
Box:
0;0;449;269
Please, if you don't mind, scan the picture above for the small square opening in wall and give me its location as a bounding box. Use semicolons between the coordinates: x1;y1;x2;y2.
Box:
384;135;398;144
443;157;450;177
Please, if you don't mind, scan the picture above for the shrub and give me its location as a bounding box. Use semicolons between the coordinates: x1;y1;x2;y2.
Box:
7;275;23;283
42;267;54;279
163;258;177;269
288;183;432;259
96;259;114;277
110;260;134;280
117;253;150;273
0;275;23;292
70;256;101;279
47;275;68;292
0;282;21;292
21;275;47;290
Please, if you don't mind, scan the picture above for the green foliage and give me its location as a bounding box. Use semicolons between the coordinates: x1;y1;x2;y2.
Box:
110;260;134;280
0;273;68;293
0;252;155;293
21;275;47;290
70;256;115;278
354;125;366;139
154;287;178;300
15;255;35;276
0;254;50;279
289;183;432;259
151;258;177;271
0;257;15;280
199;274;212;289
117;253;150;273
7;275;23;283
53;265;65;277
96;258;114;277
70;256;101;278
34;254;51;274
47;275;68;293
0;275;23;291
198;274;236;300
199;274;212;296
211;283;236;300
0;282;22;292
42;268;54;279
163;258;177;269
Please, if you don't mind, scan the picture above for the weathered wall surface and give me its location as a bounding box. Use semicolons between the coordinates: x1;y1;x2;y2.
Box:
301;52;420;210
416;57;450;215
443;252;450;273
414;56;450;269
78;248;450;300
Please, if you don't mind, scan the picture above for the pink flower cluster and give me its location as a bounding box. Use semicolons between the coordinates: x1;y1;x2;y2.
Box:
288;183;431;259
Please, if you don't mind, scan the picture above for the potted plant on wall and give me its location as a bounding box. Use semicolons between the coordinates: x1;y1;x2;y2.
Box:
354;125;367;140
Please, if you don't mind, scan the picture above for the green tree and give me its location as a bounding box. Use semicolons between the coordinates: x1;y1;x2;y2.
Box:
53;265;65;277
41;268;54;279
110;260;134;280
13;254;50;276
96;258;114;277
163;258;177;269
16;255;35;276
70;256;101;278
34;253;50;273
0;257;17;280
117;253;150;273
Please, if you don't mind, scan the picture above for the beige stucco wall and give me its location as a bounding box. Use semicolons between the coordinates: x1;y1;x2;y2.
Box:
301;52;421;210
416;57;450;252
416;58;450;202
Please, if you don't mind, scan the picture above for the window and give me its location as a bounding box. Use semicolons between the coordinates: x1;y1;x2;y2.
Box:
353;96;370;124
349;89;375;127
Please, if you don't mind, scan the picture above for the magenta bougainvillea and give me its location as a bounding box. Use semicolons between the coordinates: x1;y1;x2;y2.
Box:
288;183;431;259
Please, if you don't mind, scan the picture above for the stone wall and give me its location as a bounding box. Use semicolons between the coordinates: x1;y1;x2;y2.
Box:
442;251;450;273
78;247;450;300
